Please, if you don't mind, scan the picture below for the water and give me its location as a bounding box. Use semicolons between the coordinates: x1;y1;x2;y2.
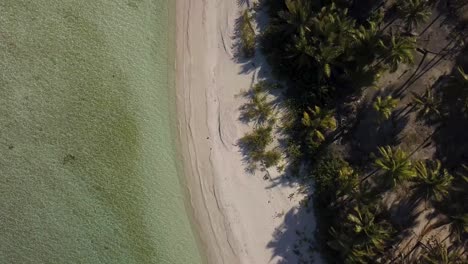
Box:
0;1;202;263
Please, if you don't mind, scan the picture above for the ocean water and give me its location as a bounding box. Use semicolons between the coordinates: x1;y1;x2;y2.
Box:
0;1;202;263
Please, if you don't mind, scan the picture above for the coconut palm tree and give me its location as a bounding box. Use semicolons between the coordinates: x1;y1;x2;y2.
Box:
373;95;399;121
240;82;273;125
302;105;337;143
374;146;414;188
396;0;433;32
378;35;416;72
410;160;453;205
276;0;313;37
350;21;384;67
446;213;468;243
285;28;315;70
411;89;441;120
419;238;465;264
330;205;393;263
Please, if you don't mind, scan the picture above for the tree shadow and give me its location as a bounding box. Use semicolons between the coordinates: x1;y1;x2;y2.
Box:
266;200;322;264
433;46;468;169
350;89;409;166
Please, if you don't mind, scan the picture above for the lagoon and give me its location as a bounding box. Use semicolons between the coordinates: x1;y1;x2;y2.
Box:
0;1;201;263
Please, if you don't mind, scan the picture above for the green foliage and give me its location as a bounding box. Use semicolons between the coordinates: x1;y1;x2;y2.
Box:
240;126;273;157
310;150;349;204
396;0;432;32
420;238;466;264
240;82;275;125
328;205;394;263
241;10;256;57
286;141;302;160
240;126;283;170
373;96;398;121
411;160;453;203
302;105;337;151
374;146;414;188
412;88;441;120
277;0;314;37
350;21;384;67
336;165;360;199
262;149;282;168
379;34;416;72
447;213;468;242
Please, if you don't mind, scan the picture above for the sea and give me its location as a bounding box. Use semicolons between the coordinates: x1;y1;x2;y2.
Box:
0;1;202;263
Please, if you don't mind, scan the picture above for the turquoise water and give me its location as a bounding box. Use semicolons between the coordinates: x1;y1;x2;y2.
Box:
0;1;202;263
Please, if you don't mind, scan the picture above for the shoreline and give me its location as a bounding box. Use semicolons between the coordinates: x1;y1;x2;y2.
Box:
175;1;322;263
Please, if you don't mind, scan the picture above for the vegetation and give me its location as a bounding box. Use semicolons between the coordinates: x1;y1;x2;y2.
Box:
301;105;337;151
374;146;414;189
240;10;256;57
237;0;467;262
411;160;453;204
329;205;394;263
379;35;416;72
396;0;432;32
240;81;275;124
412;89;441;120
419;238;466;263
373;96;399;121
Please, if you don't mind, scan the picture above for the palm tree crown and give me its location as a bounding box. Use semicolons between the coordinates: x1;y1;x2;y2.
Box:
302;105;337;143
396;0;433;32
411;160;453;203
373;96;399;121
277;0;313;37
329;205;393;263
380;35;416;72
374;146;414;188
420;238;465;264
411;88;441;120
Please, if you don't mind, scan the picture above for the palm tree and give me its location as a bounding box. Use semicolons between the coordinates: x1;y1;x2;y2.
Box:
446;213;468;243
285;28;315;70
336;165;359;198
240;82;273;124
396;0;433;32
330;205;393;263
350;21;383;67
410;160;453;205
411;89;441;120
373;95;399;121
276;0;313;37
378;35;416;72
307;3;355;80
419;238;465;264
302;105;337;143
374;146;414;188
241;10;256;57
447;67;468;90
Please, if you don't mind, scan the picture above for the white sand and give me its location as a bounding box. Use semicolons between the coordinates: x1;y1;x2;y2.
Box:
176;1;322;263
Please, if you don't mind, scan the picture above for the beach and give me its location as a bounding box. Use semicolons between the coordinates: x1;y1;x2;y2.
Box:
176;1;321;263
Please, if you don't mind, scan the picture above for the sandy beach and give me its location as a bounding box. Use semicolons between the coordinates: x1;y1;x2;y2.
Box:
176;1;321;263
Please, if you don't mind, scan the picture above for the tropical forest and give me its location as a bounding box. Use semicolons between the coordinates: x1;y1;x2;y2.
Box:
237;0;467;262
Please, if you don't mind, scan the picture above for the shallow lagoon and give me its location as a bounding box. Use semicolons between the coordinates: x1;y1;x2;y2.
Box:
0;1;201;263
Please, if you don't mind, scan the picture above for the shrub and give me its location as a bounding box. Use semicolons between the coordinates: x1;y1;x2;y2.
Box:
240;126;273;154
263;150;282;168
240;10;256;57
